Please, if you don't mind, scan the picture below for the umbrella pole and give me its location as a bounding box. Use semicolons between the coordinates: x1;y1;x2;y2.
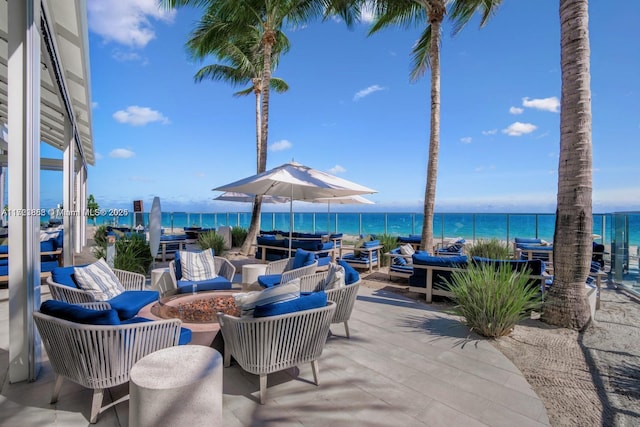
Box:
327;201;331;234
289;185;293;258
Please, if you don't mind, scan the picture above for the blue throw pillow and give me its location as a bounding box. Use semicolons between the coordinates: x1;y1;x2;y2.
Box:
293;249;315;269
52;265;86;288
253;291;327;318
174;250;183;280
40;239;55;252
40;299;120;325
338;260;360;284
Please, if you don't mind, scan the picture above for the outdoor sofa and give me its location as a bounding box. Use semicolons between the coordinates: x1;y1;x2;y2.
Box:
47;263;158;321
255;234;336;267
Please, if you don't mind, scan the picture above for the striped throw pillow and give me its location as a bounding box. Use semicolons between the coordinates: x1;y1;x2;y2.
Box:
234;279;300;317
324;263;346;290
179;250;218;281
74;259;125;301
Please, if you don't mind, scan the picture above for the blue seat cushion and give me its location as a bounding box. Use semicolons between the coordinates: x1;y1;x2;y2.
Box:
410;255;468;290
253;291;328;318
257;274;282;288
108;290;159;321
0;245;8;254
123;317;192;345
515;237;543;246
390;264;413;274
362;239;380;248
292;249;315;270
338;260;360;285
316;256;332;268
52;265;86;288
40;299;120;325
176;276;232;292
41;260;59;273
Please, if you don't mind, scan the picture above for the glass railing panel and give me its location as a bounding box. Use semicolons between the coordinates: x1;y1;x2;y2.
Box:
474;214;508;242
508;214;538;241
385;213;416;236
335;213;360;236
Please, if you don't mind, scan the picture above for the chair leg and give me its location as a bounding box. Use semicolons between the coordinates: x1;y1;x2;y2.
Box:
343;321;350;339
89;388;104;424
259;374;267;405
311;360;319;386
50;375;64;404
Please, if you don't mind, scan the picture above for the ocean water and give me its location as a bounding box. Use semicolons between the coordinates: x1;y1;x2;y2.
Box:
87;211;640;246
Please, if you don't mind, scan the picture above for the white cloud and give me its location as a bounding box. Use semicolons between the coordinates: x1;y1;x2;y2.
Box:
91;101;99;109
502;122;537;136
269;139;292;151
522;96;560;113
113;106;169;126
109;148;135;158
353;84;385;101
460;137;472;144
94;152;103;160
509;106;524;115
482;129;497;135
87;0;175;48
112;50;143;62
195;172;206;178
328;165;346;174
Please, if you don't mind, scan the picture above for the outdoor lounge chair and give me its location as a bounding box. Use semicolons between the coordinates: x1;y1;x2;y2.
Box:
46;263;158;320
340;239;383;273
33;300;187;424
168;249;236;293
217;297;336;404
299;261;361;338
257;249;318;288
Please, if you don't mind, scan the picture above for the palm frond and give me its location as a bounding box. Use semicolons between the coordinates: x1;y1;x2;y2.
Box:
233;86;255;97
448;0;503;36
410;25;434;81
269;77;289;93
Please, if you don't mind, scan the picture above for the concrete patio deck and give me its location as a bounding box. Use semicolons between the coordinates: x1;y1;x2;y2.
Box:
0;279;549;427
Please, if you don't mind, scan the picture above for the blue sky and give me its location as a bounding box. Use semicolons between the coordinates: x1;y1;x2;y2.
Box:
39;0;640;214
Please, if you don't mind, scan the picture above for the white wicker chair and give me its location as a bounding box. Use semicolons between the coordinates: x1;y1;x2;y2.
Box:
168;255;236;289
33;303;183;424
217;301;336;404
261;258;318;286
46;268;146;304
300;271;361;338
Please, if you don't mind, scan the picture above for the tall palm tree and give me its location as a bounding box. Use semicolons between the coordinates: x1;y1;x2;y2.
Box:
341;0;502;252
164;0;325;254
187;19;290;177
541;0;592;329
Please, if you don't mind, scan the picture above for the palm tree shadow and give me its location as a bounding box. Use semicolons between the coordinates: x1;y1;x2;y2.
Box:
399;314;485;349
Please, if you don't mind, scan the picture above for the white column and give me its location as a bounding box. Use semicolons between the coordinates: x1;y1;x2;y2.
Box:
81;169;87;246
75;164;85;252
63;121;74;265
8;0;42;382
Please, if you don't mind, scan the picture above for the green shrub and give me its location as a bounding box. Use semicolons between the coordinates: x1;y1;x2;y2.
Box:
467;238;510;260
92;230;152;274
377;233;400;267
113;235;153;274
198;230;226;255
447;263;542;338
93;225;108;247
231;226;248;247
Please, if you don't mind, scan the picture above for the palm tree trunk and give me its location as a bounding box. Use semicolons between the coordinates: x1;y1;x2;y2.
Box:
542;0;592;329
254;84;261;172
420;3;444;253
240;31;275;255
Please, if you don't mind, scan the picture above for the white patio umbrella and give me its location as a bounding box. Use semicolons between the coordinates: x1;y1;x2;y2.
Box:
213;191;289;204
213;161;376;255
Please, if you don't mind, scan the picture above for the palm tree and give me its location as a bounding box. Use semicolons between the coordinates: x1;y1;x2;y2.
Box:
541;0;592;329
187;19;290;172
164;0;325;254
339;0;502;252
